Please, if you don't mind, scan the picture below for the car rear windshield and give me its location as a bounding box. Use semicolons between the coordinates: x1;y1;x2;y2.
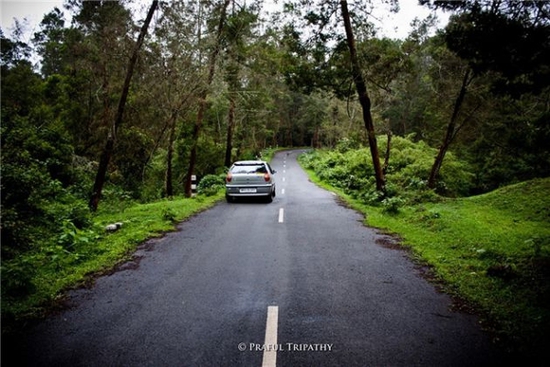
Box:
230;164;267;174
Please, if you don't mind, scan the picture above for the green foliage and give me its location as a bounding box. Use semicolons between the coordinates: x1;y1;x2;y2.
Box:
161;207;178;223
0;39;96;308
442;3;550;96
141;149;169;201
1;257;37;299
197;174;226;196
1;72;90;259
112;126;154;199
193;136;226;177
300;135;475;206
57;220;98;249
335;137;361;153
467;97;550;191
381;196;406;214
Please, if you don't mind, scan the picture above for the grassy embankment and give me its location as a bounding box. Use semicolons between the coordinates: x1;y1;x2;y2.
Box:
299;150;550;360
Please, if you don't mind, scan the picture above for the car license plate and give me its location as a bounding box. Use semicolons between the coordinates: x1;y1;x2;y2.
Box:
240;188;257;193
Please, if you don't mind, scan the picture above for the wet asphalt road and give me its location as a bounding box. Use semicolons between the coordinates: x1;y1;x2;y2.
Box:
9;150;504;366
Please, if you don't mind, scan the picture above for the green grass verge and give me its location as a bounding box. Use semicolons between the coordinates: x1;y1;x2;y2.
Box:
2;192;224;329
301;162;550;359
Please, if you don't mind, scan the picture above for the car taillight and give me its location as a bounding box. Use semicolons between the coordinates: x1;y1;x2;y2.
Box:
226;173;232;183
264;173;270;182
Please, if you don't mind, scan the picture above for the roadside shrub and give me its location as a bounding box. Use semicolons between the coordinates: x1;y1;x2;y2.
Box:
162;207;178;223
381;196;406;214
43;190;92;231
336;137;361;153
354;186;385;205
197;174;225;196
99;185;136;213
300;135;476;203
438;151;476;196
1;257;37;299
298;150;318;169
57;220;99;250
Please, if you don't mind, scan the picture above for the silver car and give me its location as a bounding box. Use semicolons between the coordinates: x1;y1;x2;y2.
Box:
225;160;277;203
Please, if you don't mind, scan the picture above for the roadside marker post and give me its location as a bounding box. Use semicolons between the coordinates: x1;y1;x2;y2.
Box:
191;175;197;197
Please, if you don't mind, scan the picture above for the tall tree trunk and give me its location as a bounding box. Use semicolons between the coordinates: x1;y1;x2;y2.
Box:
340;0;385;194
428;68;472;189
224;22;239;168
165;117;176;197
185;0;230;197
89;0;159;211
225;94;236;167
383;131;392;175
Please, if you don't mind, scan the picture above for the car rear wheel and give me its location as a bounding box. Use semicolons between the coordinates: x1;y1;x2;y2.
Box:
267;188;276;203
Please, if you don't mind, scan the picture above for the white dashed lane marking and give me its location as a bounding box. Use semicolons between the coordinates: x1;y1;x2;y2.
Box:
261;306;279;367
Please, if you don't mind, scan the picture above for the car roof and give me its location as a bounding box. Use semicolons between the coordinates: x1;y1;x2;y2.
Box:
232;160;267;165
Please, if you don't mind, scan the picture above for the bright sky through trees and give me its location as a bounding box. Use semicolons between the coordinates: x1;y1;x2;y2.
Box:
1;0;449;41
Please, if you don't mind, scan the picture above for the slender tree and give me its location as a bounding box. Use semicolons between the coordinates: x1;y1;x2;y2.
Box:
340;0;385;193
89;0;159;211
184;0;231;197
224;5;240;167
223;2;258;166
427;67;473;188
225;76;237;167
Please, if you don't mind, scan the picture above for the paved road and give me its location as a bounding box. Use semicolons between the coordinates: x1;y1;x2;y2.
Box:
10;150;503;366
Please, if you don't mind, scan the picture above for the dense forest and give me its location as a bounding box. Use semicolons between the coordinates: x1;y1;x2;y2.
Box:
2;0;549;296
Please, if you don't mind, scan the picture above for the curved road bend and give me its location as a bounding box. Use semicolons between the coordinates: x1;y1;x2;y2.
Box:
11;150;503;366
